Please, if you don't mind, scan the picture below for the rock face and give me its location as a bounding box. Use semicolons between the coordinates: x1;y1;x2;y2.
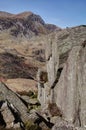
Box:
54;46;86;126
37;25;86;129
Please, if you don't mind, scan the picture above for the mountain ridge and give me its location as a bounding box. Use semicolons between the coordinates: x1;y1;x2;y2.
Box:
0;11;61;38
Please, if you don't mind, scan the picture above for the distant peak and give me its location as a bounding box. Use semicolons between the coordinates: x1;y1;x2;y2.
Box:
13;11;33;18
0;11;34;19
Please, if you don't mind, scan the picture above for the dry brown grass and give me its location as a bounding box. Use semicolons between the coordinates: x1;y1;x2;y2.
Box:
5;78;37;94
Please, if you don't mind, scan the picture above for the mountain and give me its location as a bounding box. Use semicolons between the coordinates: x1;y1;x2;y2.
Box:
0;11;61;38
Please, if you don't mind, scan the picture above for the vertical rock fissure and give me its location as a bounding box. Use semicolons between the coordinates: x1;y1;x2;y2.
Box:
0;101;6;127
78;99;81;126
51;67;63;89
0;112;6;127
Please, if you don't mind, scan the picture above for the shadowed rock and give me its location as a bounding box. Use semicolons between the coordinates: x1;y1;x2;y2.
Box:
35;112;54;128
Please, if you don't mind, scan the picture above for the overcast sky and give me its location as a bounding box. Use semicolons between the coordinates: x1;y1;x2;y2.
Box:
0;0;86;28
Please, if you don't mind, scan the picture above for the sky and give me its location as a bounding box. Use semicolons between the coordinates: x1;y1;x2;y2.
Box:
0;0;86;28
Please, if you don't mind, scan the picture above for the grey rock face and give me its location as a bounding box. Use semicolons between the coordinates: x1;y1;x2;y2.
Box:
54;46;86;127
46;36;59;87
37;26;86;129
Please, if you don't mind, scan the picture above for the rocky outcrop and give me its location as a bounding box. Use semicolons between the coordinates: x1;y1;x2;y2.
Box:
37;25;86;129
54;46;86;126
0;81;43;129
0;82;29;128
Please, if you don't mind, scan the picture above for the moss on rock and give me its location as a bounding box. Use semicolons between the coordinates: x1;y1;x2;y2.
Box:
25;121;42;130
